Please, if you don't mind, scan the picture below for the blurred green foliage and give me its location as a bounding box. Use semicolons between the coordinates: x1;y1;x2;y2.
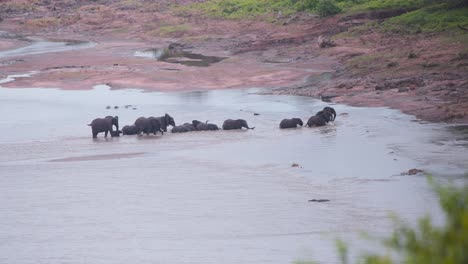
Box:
297;178;468;264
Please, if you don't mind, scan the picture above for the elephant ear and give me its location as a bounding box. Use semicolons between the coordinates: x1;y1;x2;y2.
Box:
165;114;170;125
114;116;119;120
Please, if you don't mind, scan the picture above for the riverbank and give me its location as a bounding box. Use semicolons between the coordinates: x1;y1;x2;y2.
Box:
0;0;466;122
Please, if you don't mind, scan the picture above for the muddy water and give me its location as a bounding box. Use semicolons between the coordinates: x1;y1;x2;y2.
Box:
135;48;226;67
1;82;467;264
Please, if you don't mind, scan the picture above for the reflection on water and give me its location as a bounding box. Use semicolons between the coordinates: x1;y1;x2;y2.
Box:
134;47;226;67
0;83;467;264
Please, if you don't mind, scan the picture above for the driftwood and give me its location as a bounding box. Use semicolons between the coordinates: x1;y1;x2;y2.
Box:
317;35;336;48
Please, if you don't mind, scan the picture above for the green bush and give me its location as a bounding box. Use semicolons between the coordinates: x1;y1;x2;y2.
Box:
316;0;342;16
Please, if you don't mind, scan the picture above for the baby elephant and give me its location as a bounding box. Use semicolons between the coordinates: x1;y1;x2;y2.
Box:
222;119;254;130
110;130;122;137
122;125;138;135
192;120;219;131
279;118;303;129
306;109;333;127
171;123;196;133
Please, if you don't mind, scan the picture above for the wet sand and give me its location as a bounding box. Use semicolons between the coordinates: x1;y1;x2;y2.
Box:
0;37;332;92
1;83;467;264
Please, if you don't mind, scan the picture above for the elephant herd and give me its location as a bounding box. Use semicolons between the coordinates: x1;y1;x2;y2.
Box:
88;106;336;138
279;106;336;128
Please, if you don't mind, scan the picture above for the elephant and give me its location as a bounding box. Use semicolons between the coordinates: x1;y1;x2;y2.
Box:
322;106;336;121
192;120;219;131
279;118;303;129
306;111;332;127
315;110;333;123
110;130;122;137
122;125;138;135
155;113;176;132
134;117;164;135
88;116;119;138
222;119;254;130
171;123;196;133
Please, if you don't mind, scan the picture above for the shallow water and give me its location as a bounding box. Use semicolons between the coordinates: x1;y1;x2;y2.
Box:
134;48;226;67
0;81;467;264
0;38;95;58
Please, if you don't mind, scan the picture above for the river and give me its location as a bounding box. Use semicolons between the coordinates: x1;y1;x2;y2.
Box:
0;38;467;264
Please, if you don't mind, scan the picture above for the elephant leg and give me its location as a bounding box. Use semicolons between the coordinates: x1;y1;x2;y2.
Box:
93;132;98;138
104;130;108;138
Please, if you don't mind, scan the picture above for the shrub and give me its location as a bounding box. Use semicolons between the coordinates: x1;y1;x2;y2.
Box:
316;0;342;16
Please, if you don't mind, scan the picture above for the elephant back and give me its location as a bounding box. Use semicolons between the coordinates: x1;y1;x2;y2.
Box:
223;119;241;130
307;115;326;127
122;125;137;135
280;119;293;128
148;117;162;133
134;117;149;133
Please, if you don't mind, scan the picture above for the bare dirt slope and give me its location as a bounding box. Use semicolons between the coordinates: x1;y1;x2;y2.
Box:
0;0;467;122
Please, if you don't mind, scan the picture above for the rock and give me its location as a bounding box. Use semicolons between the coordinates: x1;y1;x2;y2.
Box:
254;113;260;116
114;106;119;109
320;94;337;102
291;163;300;167
375;84;386;91
408;168;424;175
317;35;336;48
398;87;409;92
401;168;425;175
309;199;330;202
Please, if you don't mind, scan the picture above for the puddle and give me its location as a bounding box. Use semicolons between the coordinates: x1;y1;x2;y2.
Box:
135;47;226;67
0;78;467;264
0;37;96;58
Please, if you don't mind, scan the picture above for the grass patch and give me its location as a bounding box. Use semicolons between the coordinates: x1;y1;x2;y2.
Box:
176;0;431;19
383;5;468;33
174;0;468;35
176;0;297;19
153;24;192;37
338;0;425;12
176;0;350;19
